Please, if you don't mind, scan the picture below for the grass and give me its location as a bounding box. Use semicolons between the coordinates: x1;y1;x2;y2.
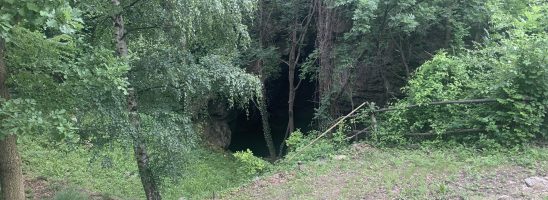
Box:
19;136;255;200
18;133;548;199
223;143;548;199
52;188;88;200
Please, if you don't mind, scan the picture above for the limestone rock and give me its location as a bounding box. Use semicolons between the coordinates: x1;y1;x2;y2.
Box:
523;176;548;190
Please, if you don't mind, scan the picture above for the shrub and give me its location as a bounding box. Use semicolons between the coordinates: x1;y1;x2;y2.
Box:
233;149;270;176
375;6;547;147
284;129;347;162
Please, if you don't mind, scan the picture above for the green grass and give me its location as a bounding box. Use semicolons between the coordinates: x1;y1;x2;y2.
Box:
224;143;548;199
52;188;88;200
19;136;255;200
19;133;548;199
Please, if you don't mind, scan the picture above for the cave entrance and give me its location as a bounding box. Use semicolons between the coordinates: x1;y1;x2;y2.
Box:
228;70;316;157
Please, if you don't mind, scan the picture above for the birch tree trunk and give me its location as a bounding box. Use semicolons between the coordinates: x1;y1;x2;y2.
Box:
111;1;161;199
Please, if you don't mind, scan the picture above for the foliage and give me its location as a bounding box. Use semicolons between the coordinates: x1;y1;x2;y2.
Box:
375;1;547;147
1;27;128;141
161;148;256;199
20;135;258;200
20;137;144;199
310;0;493;123
284;129;347;162
53;188;88;200
0;0;83;39
233;149;270;176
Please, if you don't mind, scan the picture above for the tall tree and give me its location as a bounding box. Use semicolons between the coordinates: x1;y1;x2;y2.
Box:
110;0;161;199
0;2;83;199
82;0;262;197
0;36;23;200
282;0;315;148
246;0;282;160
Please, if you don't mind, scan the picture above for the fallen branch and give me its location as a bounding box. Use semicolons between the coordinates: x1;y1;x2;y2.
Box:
406;128;484;136
375;99;499;113
349;98;533;118
345;127;370;141
286;102;369;161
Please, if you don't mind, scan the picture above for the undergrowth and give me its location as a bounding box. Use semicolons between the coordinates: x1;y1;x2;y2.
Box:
19;135;255;200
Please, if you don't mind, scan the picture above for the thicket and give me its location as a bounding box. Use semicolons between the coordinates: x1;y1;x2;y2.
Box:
1;0;547;199
362;2;547;148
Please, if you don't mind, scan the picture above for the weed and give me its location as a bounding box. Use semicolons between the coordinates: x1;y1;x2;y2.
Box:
53;188;88;200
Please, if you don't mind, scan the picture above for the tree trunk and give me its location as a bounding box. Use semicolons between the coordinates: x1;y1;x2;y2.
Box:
254;0;277;161
111;1;161;199
316;0;335;104
258;87;277;160
0;135;25;200
0;37;26;200
128;89;162;200
281;1;315;155
287;20;298;136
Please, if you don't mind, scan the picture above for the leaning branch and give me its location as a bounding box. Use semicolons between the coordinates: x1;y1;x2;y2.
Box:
286;101;369;161
365;98;533;114
406;128;484;136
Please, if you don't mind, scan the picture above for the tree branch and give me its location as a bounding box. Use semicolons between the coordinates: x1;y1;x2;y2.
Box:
406;128;484;136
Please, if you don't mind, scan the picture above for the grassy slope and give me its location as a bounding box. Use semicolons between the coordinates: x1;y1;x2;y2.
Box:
224;143;548;200
19;133;548;200
19;136;253;200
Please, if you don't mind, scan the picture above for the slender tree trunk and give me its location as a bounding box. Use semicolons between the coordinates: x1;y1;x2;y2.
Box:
281;1;315;155
255;0;277;160
287;20;298;136
111;1;161;199
0;37;26;200
128;89;161;200
258;87;277;160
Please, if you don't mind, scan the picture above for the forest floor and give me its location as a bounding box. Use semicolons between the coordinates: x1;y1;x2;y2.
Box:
19;139;548;200
223;143;548;200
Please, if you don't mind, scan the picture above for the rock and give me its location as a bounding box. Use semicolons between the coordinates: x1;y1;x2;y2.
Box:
497;195;511;200
202;100;234;149
524;176;548;188
333;155;347;160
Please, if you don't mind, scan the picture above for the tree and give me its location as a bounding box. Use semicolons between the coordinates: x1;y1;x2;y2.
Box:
309;0;490;126
279;0;316;153
245;0;284;160
0;1;83;199
0;35;23;200
110;0;162;199
80;0;262;198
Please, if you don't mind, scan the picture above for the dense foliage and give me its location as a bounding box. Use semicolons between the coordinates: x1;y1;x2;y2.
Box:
0;0;546;199
373;1;547;147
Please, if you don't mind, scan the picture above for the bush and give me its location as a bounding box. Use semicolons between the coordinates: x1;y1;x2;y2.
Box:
375;6;547;147
284;129;347;162
233;149;270;176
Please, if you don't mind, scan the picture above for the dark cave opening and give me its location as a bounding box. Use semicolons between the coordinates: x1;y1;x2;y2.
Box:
228;68;317;157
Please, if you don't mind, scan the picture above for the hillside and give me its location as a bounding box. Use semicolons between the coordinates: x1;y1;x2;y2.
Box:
224;143;548;200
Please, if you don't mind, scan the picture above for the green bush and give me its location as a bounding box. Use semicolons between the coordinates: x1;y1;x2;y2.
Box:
233;149;270;176
284;129;347;162
375;4;547;147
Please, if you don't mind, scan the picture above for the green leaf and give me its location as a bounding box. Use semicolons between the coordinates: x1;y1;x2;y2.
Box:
26;2;40;12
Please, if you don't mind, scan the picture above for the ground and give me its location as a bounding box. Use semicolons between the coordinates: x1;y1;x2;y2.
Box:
223;143;548;200
20;142;548;199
